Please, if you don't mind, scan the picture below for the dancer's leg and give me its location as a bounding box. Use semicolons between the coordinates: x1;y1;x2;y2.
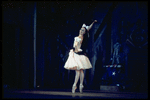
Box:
73;70;80;86
72;70;80;93
80;69;84;86
79;69;84;93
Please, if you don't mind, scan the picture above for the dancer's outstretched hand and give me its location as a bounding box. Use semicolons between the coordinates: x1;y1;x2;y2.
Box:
94;20;97;23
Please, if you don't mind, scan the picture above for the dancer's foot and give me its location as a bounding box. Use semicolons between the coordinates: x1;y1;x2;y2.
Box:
72;85;77;93
79;84;84;93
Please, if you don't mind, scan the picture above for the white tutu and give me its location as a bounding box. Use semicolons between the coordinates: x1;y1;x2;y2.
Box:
64;49;92;70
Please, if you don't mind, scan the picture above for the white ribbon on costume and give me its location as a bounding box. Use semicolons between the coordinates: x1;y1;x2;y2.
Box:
82;24;90;37
82;24;90;31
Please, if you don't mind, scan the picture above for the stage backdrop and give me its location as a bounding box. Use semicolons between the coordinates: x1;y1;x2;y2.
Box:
2;1;148;92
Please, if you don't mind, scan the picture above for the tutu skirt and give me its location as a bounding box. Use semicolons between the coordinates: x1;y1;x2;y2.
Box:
64;49;92;70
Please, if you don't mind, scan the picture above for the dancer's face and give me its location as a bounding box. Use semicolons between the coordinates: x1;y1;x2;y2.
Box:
79;27;86;35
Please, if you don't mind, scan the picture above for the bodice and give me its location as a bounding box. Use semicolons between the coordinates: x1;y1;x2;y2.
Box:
73;37;82;52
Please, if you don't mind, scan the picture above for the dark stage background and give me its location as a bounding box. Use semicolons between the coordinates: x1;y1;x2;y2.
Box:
2;1;148;93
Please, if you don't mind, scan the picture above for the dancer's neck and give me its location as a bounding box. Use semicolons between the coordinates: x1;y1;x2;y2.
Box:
78;34;83;38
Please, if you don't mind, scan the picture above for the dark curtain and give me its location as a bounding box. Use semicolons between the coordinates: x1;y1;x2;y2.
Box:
2;1;148;92
2;2;35;89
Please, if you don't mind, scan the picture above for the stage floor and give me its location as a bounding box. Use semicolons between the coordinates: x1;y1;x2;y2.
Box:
3;89;148;99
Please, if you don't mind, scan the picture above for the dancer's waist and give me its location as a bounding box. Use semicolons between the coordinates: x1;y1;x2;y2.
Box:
72;47;87;56
74;51;87;56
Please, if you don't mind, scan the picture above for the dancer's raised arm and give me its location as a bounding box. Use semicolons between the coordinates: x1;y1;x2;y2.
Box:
87;20;97;31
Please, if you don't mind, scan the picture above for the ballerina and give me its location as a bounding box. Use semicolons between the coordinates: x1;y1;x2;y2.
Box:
64;20;97;93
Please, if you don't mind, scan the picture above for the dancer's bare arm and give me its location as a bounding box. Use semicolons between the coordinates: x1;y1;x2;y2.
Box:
87;20;97;31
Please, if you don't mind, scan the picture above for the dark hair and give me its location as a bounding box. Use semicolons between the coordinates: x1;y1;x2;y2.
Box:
83;27;88;36
81;27;89;54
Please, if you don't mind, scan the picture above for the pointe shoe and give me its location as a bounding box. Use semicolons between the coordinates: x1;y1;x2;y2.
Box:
79;85;84;93
72;85;77;93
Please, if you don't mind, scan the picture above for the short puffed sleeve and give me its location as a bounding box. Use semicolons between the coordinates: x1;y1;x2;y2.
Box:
73;37;80;48
73;37;77;47
74;37;77;41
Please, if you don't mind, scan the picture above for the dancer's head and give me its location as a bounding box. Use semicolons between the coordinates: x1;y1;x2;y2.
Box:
79;27;87;36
